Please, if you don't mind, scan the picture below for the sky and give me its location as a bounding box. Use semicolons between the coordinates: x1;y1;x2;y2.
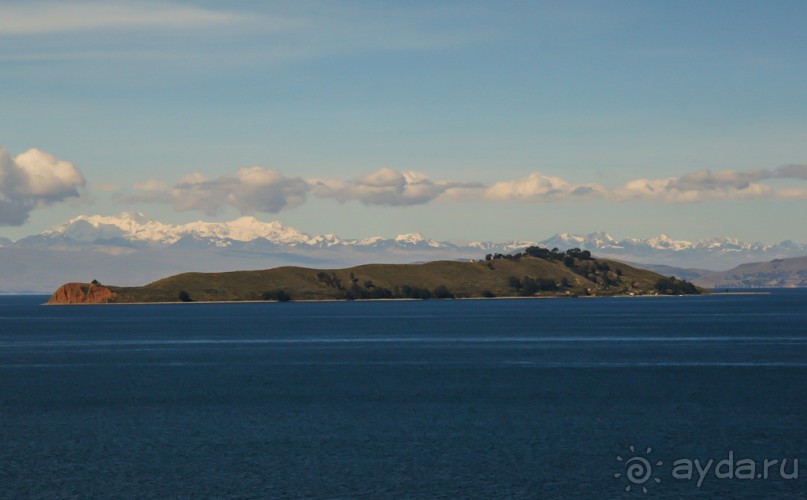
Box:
1;0;806;243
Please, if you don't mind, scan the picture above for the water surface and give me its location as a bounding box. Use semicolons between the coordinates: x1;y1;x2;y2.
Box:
1;291;805;497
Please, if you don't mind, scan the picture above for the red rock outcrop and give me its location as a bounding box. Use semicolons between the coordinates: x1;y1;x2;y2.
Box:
47;283;117;304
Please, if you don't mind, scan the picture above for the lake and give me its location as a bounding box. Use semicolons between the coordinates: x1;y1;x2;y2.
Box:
0;291;805;498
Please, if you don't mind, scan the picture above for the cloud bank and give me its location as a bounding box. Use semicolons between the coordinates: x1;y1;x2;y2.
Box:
1;150;797;226
126;164;807;216
0;147;85;225
614;166;807;203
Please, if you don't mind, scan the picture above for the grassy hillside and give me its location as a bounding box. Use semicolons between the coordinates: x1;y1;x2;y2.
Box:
694;256;807;288
100;248;701;303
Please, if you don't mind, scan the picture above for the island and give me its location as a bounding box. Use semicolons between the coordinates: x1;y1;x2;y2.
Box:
47;247;702;304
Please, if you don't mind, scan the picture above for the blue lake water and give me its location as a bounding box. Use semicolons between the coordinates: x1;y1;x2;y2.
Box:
0;291;805;498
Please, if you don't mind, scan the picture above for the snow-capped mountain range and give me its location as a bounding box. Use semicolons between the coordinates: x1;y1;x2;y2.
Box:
1;212;805;292
20;212;803;259
537;231;804;257
27;212;449;250
42;212;312;247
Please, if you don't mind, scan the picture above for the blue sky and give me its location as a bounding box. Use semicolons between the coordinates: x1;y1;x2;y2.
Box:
1;0;806;243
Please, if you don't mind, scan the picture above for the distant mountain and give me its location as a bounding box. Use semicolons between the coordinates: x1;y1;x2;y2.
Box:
693;256;807;288
1;212;805;292
18;212;450;251
626;263;713;283
1;213;488;293
29;212;313;247
537;232;806;270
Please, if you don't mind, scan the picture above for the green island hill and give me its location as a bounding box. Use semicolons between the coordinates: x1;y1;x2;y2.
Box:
47;247;703;304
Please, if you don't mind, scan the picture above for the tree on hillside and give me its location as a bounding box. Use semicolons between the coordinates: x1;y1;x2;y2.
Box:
654;277;698;295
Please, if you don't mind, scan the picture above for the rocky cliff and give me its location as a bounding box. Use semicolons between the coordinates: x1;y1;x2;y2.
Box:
47;283;117;304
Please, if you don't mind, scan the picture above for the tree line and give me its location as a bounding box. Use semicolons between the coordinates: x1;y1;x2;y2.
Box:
485;246;593;263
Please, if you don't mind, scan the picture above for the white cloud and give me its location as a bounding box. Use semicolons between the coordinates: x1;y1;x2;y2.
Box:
482;172;607;202
13;148;85;196
0;146;85;225
129;167;309;215
311;167;479;206
612;168;807;203
0;1;242;36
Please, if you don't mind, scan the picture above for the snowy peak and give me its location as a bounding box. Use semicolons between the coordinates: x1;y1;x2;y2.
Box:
395;233;425;244
40;213;312;246
540;232;616;250
306;234;344;248
65;212;157;229
468;240;537;252
554;232;586;245
539;232;803;253
353;236;386;246
35;213;463;250
394;233;445;248
179;217;310;244
539;232;749;252
42;211;167;243
644;234;694;251
695;236;768;252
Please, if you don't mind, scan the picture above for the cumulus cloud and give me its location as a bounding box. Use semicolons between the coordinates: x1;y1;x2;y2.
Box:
311;167;480;206
0;146;85;226
481;172;607;202
129;167;309;215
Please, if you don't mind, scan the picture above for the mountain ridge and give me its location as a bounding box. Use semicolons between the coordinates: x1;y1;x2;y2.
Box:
693;256;807;288
2;212;805;293
9;211;805;258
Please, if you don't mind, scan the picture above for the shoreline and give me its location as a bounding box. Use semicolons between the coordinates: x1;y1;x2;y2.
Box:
41;292;738;306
